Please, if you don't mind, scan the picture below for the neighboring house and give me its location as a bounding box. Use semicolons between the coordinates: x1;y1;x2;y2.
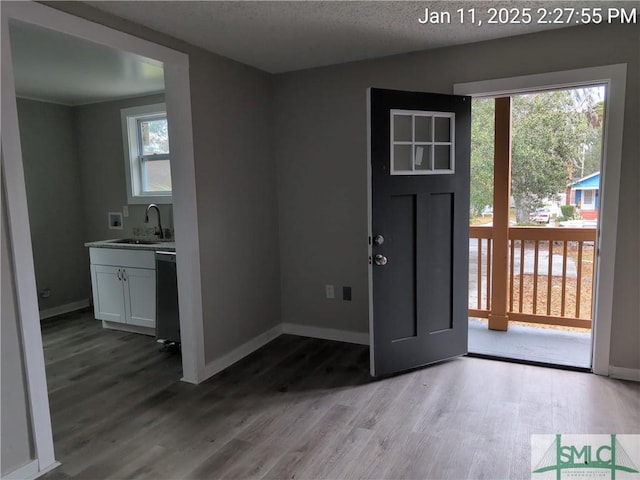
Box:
569;171;600;220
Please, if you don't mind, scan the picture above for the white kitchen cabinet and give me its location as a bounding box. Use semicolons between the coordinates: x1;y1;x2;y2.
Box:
92;265;126;323
90;248;156;330
124;267;156;328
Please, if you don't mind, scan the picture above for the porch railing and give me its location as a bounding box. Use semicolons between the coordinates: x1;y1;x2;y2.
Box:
469;226;597;329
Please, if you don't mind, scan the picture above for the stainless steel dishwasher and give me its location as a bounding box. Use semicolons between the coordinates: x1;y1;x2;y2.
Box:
155;251;180;346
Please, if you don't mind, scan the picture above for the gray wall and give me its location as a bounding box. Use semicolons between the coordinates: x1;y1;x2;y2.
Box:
17;98;90;313
1;192;35;475
39;6;639;370
16;94;173;317
273;23;640;369
48;2;282;364
74;94;173;242
188;51;280;360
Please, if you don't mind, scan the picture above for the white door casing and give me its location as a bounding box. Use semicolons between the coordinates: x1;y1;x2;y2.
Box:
454;64;627;377
1;1;205;475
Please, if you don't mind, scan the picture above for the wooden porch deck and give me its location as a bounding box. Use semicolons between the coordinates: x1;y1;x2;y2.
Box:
467;318;591;369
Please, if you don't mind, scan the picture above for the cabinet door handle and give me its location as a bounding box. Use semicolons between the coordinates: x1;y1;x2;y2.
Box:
117;269;122;281
122;269;127;282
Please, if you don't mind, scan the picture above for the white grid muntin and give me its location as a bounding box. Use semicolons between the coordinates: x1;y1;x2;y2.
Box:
390;109;455;175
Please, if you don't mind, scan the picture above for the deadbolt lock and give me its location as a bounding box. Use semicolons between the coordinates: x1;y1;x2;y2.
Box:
374;254;388;266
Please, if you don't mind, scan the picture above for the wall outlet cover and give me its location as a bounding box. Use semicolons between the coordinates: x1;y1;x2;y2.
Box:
325;284;335;299
108;211;123;230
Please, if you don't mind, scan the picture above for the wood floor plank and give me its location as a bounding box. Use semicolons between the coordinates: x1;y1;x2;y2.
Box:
185;438;253;479
39;312;640;480
297;426;374;479
383;431;442;480
260;403;358;479
339;430;411;479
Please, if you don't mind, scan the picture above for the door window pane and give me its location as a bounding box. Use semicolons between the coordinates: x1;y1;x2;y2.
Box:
394;115;412;142
414;145;432;170
434;145;451;170
434;117;451;142
394;145;412;171
415;116;432;142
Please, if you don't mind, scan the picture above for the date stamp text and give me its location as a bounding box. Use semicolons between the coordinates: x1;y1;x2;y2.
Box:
418;7;637;26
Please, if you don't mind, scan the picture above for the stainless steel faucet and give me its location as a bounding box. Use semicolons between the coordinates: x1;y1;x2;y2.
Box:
145;203;164;239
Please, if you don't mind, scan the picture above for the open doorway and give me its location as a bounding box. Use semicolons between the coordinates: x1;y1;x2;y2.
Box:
466;85;605;369
7;17;185;466
9;21;172;320
2;2;203;472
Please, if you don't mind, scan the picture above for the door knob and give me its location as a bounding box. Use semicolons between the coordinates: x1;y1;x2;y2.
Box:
374;254;388;266
373;234;385;246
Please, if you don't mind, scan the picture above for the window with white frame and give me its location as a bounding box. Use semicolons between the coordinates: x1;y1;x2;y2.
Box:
390;109;455;175
121;103;172;204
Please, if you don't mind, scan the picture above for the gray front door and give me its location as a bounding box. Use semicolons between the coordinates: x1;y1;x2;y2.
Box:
368;88;471;377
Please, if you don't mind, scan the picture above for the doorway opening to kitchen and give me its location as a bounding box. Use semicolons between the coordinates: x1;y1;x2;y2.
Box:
3;2;203;470
8;17;183;458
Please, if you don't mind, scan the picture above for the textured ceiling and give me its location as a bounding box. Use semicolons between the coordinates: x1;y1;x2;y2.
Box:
85;1;634;74
10;22;164;105
10;1;635;104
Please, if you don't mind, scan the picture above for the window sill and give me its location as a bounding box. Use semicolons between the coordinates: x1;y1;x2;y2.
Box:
127;195;172;205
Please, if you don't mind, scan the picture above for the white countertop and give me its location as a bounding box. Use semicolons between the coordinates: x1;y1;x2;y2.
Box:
85;239;176;252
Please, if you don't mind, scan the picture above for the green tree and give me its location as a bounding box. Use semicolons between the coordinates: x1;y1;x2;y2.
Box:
469;87;603;223
511;89;601;221
469;98;494;216
580;100;604;177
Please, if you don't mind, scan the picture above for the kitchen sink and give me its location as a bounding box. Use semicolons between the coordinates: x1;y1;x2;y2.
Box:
109;238;160;245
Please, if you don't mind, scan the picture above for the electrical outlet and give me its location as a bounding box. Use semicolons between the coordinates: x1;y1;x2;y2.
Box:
343;286;352;301
325;284;335;299
123;206;129;217
108;212;123;230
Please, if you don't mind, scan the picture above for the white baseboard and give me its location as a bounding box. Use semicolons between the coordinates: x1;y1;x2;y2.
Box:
609;366;640;382
202;324;283;381
39;299;90;320
31;461;60;480
281;323;369;345
1;458;59;480
2;459;38;480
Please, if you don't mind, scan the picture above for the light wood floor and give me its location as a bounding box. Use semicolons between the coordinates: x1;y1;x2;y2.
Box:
41;312;639;479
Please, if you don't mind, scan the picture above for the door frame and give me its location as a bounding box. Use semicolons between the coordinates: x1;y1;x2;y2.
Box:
1;1;206;474
454;64;627;377
366;90;375;373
